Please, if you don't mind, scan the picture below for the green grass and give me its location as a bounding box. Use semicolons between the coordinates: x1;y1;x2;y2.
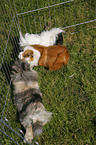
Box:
0;0;96;145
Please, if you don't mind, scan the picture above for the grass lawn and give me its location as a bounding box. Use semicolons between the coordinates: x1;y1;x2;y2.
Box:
0;0;96;145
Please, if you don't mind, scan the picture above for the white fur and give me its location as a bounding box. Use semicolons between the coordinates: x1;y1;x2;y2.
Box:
22;103;52;126
18;51;24;60
19;28;64;47
18;46;41;67
31;109;52;125
13;81;39;94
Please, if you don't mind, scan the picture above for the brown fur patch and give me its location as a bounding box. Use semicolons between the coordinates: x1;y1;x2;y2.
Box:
31;44;70;70
22;50;34;61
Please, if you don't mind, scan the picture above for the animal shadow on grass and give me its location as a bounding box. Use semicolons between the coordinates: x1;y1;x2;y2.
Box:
1;35;20;84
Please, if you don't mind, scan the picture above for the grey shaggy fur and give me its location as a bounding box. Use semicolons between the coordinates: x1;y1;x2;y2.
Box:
11;60;52;143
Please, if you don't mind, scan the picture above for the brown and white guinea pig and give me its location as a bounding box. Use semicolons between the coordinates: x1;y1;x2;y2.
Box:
18;44;70;70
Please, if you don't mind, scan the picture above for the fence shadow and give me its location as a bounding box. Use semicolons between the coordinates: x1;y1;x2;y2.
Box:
1;35;20;84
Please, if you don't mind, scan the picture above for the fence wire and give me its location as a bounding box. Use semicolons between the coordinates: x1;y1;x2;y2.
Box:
0;0;96;144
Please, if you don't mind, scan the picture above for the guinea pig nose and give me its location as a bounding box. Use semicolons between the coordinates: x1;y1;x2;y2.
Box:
31;54;33;57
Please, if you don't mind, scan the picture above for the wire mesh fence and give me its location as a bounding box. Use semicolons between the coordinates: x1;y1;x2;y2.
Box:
0;0;96;144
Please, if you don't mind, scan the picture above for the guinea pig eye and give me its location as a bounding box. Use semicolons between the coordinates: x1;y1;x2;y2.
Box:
26;54;29;57
23;54;29;57
23;55;26;57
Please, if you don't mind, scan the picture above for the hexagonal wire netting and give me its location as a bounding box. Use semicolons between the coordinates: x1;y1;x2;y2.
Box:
0;0;96;144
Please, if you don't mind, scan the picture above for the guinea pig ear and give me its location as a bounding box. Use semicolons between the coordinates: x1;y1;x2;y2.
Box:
55;33;63;45
21;61;30;71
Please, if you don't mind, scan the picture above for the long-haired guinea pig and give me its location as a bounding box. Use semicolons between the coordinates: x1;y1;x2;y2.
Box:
11;60;52;143
19;44;70;70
